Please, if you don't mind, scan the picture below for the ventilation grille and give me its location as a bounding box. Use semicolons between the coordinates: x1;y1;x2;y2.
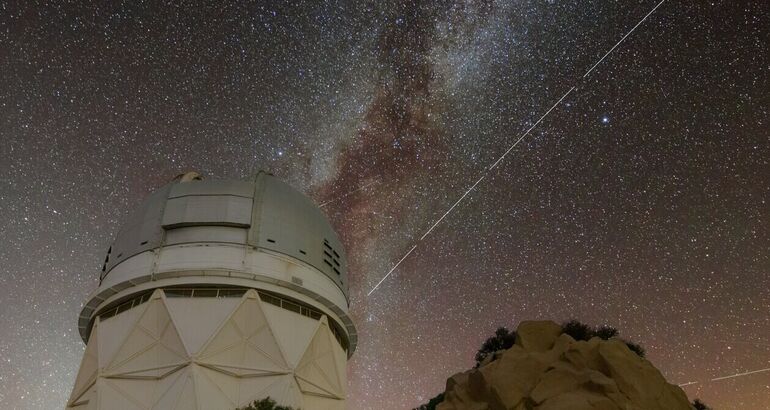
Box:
323;239;342;277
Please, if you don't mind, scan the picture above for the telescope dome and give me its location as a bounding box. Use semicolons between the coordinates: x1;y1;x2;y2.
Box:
78;171;356;355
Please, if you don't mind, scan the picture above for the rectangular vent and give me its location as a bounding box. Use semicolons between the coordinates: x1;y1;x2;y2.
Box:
299;249;306;255
165;289;193;298
323;259;333;268
260;292;281;307
193;289;218;297
323;250;332;259
333;267;340;275
283;300;301;314
291;276;304;286
267;239;276;243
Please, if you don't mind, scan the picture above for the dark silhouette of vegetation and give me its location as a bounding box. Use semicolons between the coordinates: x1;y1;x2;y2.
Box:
561;320;594;341
594;325;620;340
691;399;711;410
561;320;645;358
237;397;296;410
624;341;646;357
474;327;516;367
413;392;445;410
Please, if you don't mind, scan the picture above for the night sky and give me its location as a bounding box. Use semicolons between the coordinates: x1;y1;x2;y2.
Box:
1;1;769;409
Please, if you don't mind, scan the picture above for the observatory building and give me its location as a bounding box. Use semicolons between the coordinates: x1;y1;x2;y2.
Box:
67;171;356;410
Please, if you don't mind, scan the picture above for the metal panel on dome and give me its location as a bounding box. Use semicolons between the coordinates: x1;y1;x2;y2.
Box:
168;179;254;198
165;226;248;245
105;184;172;274
255;176;348;297
161;195;252;228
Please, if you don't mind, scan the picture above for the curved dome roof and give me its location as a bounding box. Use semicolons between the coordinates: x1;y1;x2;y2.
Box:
100;171;349;299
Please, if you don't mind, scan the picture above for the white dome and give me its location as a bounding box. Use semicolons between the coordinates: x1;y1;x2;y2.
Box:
78;171;356;355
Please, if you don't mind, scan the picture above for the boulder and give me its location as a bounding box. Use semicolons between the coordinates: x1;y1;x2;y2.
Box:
437;321;692;410
515;321;563;353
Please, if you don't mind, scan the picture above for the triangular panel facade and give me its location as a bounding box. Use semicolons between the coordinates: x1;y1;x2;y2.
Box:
67;288;349;410
68;321;100;406
198;290;289;376
294;316;346;400
105;290;189;378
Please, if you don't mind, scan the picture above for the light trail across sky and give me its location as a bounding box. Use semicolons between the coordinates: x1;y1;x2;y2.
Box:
367;0;669;296
678;367;770;387
319;179;380;208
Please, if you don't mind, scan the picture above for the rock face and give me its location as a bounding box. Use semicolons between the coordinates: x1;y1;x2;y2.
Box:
438;321;692;410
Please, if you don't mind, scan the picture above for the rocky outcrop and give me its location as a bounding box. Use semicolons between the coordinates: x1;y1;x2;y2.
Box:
437;321;692;410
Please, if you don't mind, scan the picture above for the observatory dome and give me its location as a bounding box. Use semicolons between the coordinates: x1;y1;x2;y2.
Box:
77;171;356;355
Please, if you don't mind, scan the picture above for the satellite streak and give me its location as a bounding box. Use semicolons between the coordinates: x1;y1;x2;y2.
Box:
368;245;417;296
710;367;770;382
490;86;575;170
678;367;770;386
583;0;668;78
367;0;669;295
420;174;487;241
320;180;380;208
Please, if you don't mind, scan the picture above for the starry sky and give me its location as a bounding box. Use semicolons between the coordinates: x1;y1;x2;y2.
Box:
1;1;768;409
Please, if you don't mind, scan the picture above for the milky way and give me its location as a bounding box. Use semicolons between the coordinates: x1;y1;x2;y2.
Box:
1;1;768;409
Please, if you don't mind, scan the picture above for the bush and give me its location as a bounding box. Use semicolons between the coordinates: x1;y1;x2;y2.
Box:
561;320;595;341
692;399;711;410
561;320;645;358
594;325;620;340
624;341;646;358
413;392;445;410
474;327;516;367
237;397;296;410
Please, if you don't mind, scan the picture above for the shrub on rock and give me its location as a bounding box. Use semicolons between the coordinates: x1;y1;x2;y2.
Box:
237;398;295;410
